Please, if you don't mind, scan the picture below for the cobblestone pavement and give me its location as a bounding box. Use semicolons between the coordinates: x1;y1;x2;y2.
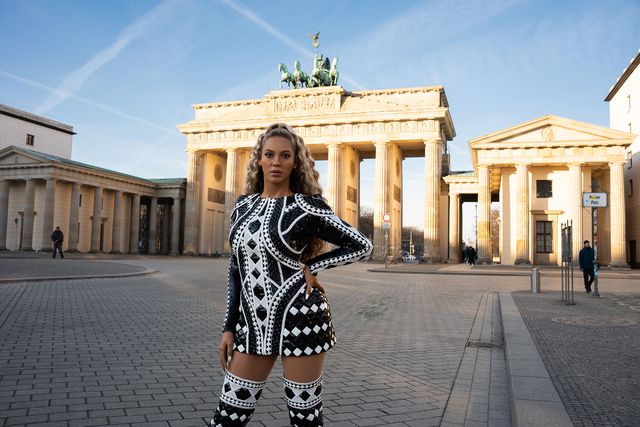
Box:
514;290;640;427
0;258;527;426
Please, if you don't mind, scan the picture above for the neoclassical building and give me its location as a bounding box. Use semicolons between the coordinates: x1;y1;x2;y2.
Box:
606;49;640;267
177;86;455;260
447;116;634;267
0;105;185;255
178;86;635;267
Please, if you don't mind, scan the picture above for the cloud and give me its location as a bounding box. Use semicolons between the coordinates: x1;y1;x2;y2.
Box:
219;0;365;89
0;69;175;134
34;0;181;115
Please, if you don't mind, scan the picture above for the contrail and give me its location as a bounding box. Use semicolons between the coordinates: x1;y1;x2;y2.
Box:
35;0;181;115
219;0;365;89
1;69;176;134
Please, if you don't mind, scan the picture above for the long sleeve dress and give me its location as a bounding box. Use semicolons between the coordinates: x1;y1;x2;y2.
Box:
222;193;373;356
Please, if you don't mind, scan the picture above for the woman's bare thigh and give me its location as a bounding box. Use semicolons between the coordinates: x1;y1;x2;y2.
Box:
227;351;277;381
282;353;326;382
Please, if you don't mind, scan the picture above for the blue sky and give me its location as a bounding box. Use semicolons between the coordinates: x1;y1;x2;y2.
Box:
1;0;639;230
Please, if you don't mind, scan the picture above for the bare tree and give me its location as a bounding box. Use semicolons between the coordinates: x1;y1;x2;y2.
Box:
358;206;374;241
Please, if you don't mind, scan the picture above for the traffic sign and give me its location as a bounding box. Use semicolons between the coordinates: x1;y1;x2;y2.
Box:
383;213;391;222
582;192;607;207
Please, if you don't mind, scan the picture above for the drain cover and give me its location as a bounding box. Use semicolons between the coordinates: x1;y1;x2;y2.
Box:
551;315;638;327
467;340;503;349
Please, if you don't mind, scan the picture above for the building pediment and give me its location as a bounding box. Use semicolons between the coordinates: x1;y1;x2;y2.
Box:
469;115;635;149
0;146;52;166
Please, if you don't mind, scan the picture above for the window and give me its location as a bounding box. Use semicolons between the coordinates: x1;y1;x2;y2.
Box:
629;122;633;134
628;94;632;112
79;194;82;207
26;134;34;146
536;180;552;198
630;179;634;197
536;221;553;253
628;149;633;169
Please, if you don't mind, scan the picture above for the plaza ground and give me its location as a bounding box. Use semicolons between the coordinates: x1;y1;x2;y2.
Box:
0;255;638;426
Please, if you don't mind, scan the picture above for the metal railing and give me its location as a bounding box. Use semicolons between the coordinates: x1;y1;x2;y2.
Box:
560;220;575;305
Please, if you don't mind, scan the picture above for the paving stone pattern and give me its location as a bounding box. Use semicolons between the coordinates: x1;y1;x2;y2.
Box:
0;259;518;426
514;290;640;427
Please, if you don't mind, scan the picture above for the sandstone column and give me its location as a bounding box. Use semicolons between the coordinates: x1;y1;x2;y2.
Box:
514;164;530;265
424;139;442;262
171;197;181;255
373;141;390;260
110;190;123;253
0;180;9;250
90;186;103;253
326;143;343;215
184;150;201;255
129;194;141;254
67;182;80;252
477;165;492;264
148;197;158;255
21;178;36;251
448;192;460;263
568;163;583;261
609;161;628;267
224;148;239;252
161;201;171;254
40;178;56;251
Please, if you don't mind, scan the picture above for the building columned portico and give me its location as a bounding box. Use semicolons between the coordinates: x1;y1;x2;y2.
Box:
178;86;455;259
445;115;636;267
0;147;186;255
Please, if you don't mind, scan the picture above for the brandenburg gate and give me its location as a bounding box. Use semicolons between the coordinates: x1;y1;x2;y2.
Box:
177;86;455;260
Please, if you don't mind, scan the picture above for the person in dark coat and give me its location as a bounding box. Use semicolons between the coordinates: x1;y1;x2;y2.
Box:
579;240;595;293
466;246;477;266
51;227;64;259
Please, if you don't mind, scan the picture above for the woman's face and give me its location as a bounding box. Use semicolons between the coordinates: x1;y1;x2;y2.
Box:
258;136;296;187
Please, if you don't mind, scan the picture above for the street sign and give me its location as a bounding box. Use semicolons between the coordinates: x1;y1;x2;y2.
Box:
383;213;391;222
582;192;608;207
383;222;391;230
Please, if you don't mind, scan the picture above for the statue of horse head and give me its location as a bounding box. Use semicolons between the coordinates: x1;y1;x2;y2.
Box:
329;57;339;86
294;60;302;72
278;63;288;73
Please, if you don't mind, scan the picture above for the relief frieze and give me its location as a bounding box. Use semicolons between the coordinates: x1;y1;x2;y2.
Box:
187;119;441;145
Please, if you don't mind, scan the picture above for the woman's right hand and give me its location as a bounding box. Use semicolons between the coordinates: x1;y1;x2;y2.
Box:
219;332;234;370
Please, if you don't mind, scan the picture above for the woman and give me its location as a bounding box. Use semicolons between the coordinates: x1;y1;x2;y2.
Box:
212;123;373;426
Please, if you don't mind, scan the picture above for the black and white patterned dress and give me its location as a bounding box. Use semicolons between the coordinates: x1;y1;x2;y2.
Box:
222;193;373;356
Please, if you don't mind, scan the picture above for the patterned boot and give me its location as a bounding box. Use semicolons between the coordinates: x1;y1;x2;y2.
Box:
284;376;324;426
210;372;266;426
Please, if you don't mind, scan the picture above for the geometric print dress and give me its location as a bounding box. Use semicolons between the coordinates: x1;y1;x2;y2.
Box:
222;193;373;357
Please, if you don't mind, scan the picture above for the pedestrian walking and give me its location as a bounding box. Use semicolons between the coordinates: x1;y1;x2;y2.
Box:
466;246;477;266
579;240;595;293
51;226;64;259
211;123;373;426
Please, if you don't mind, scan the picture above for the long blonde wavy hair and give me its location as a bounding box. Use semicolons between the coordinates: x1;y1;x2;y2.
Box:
245;123;324;261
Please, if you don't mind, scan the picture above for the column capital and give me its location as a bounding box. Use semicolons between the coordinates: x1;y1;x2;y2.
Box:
225;147;238;154
423;138;443;145
326;142;342;148
515;163;529;169
567;162;582;168
608;160;626;167
373;139;391;147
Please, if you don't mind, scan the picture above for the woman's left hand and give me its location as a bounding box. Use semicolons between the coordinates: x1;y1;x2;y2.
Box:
303;265;325;297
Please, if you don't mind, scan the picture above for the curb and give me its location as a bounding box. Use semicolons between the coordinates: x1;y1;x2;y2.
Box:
0;267;157;284
499;292;573;427
368;268;531;276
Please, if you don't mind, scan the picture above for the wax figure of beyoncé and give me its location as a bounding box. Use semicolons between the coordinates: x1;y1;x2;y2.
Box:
211;123;373;426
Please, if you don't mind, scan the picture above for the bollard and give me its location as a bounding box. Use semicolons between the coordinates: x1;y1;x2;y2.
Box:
531;267;540;293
